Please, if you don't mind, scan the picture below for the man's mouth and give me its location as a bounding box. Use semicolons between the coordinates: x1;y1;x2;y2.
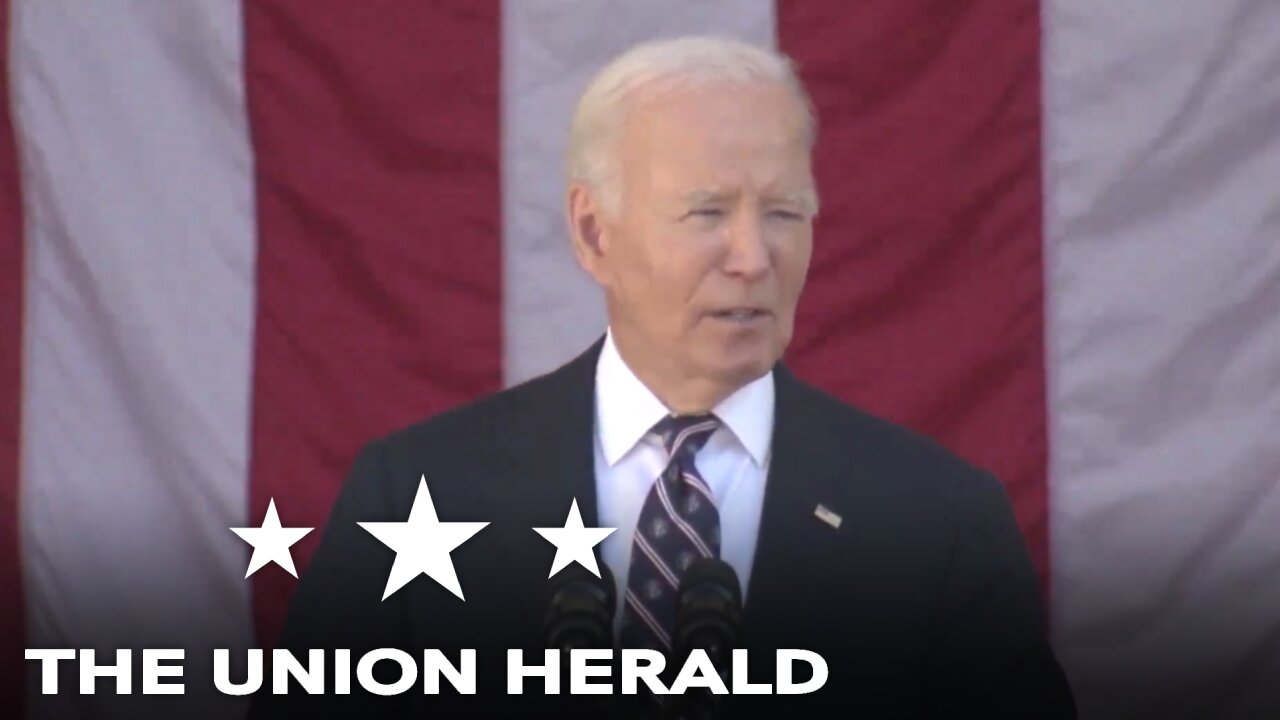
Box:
710;307;770;321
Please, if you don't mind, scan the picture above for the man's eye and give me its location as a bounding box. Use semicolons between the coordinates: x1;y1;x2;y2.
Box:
767;209;804;221
689;208;724;218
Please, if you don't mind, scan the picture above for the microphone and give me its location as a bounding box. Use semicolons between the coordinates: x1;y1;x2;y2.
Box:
543;562;616;653
542;563;625;716
667;558;743;719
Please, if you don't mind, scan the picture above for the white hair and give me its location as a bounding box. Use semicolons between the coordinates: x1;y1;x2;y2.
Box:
566;35;818;216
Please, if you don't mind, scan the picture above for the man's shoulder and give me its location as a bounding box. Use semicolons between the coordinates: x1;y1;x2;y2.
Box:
374;362;575;458
779;371;1020;554
780;369;998;494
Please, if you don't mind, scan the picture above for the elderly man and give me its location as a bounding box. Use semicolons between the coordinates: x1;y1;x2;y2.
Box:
250;36;1075;718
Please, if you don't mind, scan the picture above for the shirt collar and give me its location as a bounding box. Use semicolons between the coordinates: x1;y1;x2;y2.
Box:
595;328;774;467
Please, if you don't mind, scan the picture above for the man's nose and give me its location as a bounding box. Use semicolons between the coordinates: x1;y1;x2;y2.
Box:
723;211;770;280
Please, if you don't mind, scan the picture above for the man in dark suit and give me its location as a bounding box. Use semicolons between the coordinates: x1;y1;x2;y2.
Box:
249;35;1075;718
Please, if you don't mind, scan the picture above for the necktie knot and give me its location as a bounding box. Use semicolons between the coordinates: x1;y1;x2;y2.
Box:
651;413;720;459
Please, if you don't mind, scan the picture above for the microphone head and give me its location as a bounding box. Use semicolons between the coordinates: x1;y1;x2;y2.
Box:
543;563;616;651
673;558;742;669
678;557;741;605
546;561;616;611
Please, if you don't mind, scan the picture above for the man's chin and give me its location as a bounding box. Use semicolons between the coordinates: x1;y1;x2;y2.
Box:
704;352;775;390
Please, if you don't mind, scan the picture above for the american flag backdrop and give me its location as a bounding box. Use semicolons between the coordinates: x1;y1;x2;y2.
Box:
1;1;1278;718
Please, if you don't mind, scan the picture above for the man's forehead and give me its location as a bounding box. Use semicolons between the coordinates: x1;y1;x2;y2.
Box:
676;185;814;203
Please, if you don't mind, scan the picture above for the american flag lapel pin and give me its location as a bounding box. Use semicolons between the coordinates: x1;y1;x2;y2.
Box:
814;504;842;529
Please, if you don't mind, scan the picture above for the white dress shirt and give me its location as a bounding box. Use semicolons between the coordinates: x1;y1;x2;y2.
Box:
593;329;773;636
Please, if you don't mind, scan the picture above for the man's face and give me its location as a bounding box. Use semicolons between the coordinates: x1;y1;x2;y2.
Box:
576;79;816;396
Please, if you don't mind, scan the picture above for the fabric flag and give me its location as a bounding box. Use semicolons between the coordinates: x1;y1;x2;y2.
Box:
1;1;1276;718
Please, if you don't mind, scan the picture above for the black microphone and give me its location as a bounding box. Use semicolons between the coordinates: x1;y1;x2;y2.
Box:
542;563;627;716
543;562;616;653
667;558;743;719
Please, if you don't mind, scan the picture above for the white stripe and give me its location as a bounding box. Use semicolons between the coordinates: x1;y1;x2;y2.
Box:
13;2;256;718
681;471;716;504
634;532;681;588
1044;2;1280;718
625;590;672;649
655;476;714;558
669;420;719;458
501;0;778;384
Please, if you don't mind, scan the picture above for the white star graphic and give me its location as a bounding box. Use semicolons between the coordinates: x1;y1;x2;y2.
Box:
358;475;488;601
533;498;616;579
230;498;313;578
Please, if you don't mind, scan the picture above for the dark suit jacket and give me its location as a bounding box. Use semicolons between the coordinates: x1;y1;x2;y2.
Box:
247;337;1076;718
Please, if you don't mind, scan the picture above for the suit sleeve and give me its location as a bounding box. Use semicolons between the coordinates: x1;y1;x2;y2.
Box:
245;439;412;719
920;471;1078;718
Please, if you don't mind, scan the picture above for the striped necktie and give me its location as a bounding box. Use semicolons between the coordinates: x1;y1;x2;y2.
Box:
618;412;721;653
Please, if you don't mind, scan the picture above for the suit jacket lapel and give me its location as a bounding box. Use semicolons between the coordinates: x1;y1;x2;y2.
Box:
741;364;854;646
497;335;605;529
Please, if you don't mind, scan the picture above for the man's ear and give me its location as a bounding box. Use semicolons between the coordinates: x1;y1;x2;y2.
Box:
567;182;612;285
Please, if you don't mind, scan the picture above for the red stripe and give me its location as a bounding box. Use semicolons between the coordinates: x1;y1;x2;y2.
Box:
244;0;502;648
777;1;1050;595
0;0;24;710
